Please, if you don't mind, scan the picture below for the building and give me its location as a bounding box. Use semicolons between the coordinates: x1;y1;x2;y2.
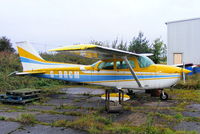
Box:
166;18;200;65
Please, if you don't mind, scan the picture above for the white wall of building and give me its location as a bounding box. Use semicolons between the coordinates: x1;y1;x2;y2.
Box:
166;18;200;65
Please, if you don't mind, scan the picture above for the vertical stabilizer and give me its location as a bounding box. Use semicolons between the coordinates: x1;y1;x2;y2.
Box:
16;42;46;71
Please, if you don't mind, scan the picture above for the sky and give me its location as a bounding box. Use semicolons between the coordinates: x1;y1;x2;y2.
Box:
0;0;200;51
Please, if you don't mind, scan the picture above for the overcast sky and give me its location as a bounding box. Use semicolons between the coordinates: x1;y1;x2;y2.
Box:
0;0;200;51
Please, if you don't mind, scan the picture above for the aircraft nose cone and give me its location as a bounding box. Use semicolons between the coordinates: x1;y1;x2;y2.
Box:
174;67;191;74
182;68;191;74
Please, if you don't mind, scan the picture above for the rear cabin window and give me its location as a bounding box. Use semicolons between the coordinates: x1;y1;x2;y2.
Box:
98;62;114;70
116;60;135;69
137;56;154;68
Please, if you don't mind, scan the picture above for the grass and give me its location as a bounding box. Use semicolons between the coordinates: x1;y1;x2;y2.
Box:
0;116;6;120
51;112;199;134
167;89;200;103
175;74;200;90
17;113;36;125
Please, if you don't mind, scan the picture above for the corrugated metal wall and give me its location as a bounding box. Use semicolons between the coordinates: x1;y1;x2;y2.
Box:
167;18;200;65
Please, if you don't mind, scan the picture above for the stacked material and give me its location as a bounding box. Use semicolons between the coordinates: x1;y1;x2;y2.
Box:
0;89;41;104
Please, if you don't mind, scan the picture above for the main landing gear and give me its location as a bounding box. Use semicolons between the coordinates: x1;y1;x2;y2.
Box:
105;89;124;112
146;89;169;101
160;90;168;101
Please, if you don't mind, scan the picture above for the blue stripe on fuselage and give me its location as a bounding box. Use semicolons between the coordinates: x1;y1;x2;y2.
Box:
32;74;180;83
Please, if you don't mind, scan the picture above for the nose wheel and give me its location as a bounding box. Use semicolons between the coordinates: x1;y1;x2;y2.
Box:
160;90;168;101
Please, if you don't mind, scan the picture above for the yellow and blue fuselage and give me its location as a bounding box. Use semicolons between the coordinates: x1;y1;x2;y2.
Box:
17;46;190;90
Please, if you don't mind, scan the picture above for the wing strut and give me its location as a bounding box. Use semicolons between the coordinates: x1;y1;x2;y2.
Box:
123;56;142;88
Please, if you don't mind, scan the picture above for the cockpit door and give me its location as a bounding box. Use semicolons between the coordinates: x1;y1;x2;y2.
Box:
115;58;136;88
92;61;117;86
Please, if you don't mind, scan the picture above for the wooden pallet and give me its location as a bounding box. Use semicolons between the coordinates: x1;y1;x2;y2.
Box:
6;89;41;97
0;89;41;104
1;97;40;104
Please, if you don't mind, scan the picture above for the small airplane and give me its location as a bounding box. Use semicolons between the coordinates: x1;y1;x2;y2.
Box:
14;42;190;111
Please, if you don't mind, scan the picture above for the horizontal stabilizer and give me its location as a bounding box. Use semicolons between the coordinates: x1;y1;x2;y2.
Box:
9;71;45;76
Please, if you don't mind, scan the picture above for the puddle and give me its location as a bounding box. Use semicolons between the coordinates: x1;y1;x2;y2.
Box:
61;87;104;95
0;121;20;134
12;124;88;134
174;121;200;133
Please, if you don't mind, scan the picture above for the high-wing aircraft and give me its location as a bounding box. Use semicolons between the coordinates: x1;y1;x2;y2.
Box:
14;42;190;111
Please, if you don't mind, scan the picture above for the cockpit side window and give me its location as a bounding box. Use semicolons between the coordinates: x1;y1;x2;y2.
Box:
98;61;114;70
116;60;135;69
137;56;154;68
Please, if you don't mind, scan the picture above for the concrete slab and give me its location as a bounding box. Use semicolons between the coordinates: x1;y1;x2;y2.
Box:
186;104;200;111
143;101;174;107
182;111;200;117
36;114;78;123
0;121;20;134
61;87;104;95
12;124;88;134
0;111;39;119
26;105;55;111
45;99;74;106
174;121;200;133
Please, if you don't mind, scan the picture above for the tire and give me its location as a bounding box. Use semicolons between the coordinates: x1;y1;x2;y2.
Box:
160;92;168;101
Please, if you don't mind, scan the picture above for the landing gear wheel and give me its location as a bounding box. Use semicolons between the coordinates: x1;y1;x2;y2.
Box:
160;92;168;101
127;89;135;95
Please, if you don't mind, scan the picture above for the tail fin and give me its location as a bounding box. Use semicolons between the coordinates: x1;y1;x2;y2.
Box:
16;42;47;71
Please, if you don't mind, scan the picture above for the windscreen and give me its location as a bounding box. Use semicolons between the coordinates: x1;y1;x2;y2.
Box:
137;56;154;68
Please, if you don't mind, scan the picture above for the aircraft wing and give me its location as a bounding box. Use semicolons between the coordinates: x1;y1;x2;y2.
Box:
49;44;141;59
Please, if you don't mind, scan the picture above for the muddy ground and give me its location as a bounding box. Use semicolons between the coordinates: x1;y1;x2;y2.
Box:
0;87;200;134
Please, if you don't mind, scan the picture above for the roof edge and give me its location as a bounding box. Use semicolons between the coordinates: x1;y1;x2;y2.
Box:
166;17;200;25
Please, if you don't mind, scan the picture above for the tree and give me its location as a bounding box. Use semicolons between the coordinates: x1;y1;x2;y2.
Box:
111;38;118;49
151;38;167;64
128;32;151;53
90;40;109;47
117;40;127;51
0;36;15;53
